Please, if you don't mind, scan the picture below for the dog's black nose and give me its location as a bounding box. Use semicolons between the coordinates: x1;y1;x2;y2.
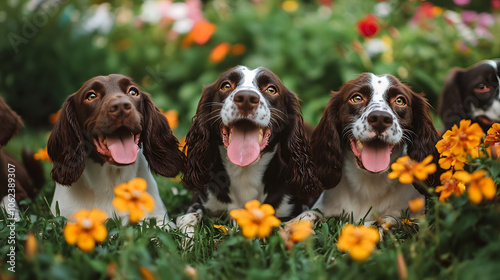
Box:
367;110;393;132
108;98;133;119
234;90;260;114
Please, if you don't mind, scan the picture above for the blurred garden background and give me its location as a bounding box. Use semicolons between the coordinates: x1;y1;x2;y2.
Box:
2;0;500;279
2;0;500;134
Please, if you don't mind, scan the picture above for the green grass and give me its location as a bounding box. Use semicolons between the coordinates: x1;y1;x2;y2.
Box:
1;128;500;280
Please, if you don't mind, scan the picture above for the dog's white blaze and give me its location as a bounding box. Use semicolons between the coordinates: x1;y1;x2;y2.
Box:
221;66;271;127
351;74;402;144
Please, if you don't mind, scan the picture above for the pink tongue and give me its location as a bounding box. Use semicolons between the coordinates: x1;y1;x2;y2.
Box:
106;134;138;164
227;127;260;167
361;144;392;173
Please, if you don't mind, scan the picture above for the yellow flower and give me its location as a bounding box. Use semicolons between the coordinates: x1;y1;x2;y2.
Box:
25;232;38;261
485;123;500;146
112;178;155;223
140;266;156;280
214;224;228;234
63;209;108;252
436;130;457;157
388;155;436;184
435;170;468;202
449;120;483;155
288;220;314;244
33;147;51;162
466;170;497;205
408;197;425;213
438;152;467;170
282;0;299;12
337;224;380;262
229;200;281;239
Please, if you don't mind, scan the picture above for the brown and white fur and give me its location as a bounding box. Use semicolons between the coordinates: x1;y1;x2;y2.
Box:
288;73;440;230
177;66;321;239
47;74;185;227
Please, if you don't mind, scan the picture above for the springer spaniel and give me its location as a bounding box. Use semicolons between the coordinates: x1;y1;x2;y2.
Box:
177;66;321;236
47;74;185;227
1;97;45;221
288;73;440;230
438;59;500;132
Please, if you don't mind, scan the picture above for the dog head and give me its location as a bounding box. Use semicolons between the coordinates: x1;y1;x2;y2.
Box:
312;73;440;189
48;74;185;186
183;66;321;197
439;59;500;131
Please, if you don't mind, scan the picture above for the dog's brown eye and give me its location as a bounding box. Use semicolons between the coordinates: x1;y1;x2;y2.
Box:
221;82;232;91
395;97;406;106
86;92;97;101
350;94;363;103
128;88;139;96
266;86;277;95
474;84;491;94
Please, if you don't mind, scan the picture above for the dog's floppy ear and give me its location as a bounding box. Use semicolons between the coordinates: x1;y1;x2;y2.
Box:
182;83;219;192
0;96;23;146
438;67;467;131
48;95;86;186
311;92;343;190
409;91;442;191
279;89;322;197
141;92;185;177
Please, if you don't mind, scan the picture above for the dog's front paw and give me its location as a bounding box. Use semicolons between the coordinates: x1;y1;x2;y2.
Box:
284;210;321;232
176;212;202;250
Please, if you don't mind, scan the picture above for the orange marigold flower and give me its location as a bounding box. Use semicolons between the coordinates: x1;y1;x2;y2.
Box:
438;152;466;170
388;155;436;184
112;178;155;223
337;224;380;262
288;220;314;244
140;266;156;280
25;232;38;261
282;0;299;12
401;219;412;226
33;147;51;162
466;170;497;205
209;42;231;64
435;130;457;157
63;209;108;252
181;21;217;48
485;123;500;146
449;119;483;154
435;170;468;202
408;197;425;213
229;200;281;239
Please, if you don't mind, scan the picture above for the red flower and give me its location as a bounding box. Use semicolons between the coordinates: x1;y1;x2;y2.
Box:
357;14;379;38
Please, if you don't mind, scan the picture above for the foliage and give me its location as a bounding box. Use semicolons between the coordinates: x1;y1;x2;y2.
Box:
1;0;499;131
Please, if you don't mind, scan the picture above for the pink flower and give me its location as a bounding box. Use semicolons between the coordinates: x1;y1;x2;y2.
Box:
478;13;495;27
454;0;470;6
461;11;477;24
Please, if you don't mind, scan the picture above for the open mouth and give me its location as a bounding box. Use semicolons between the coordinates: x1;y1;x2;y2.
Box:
93;127;140;165
350;138;394;173
221;120;271;167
